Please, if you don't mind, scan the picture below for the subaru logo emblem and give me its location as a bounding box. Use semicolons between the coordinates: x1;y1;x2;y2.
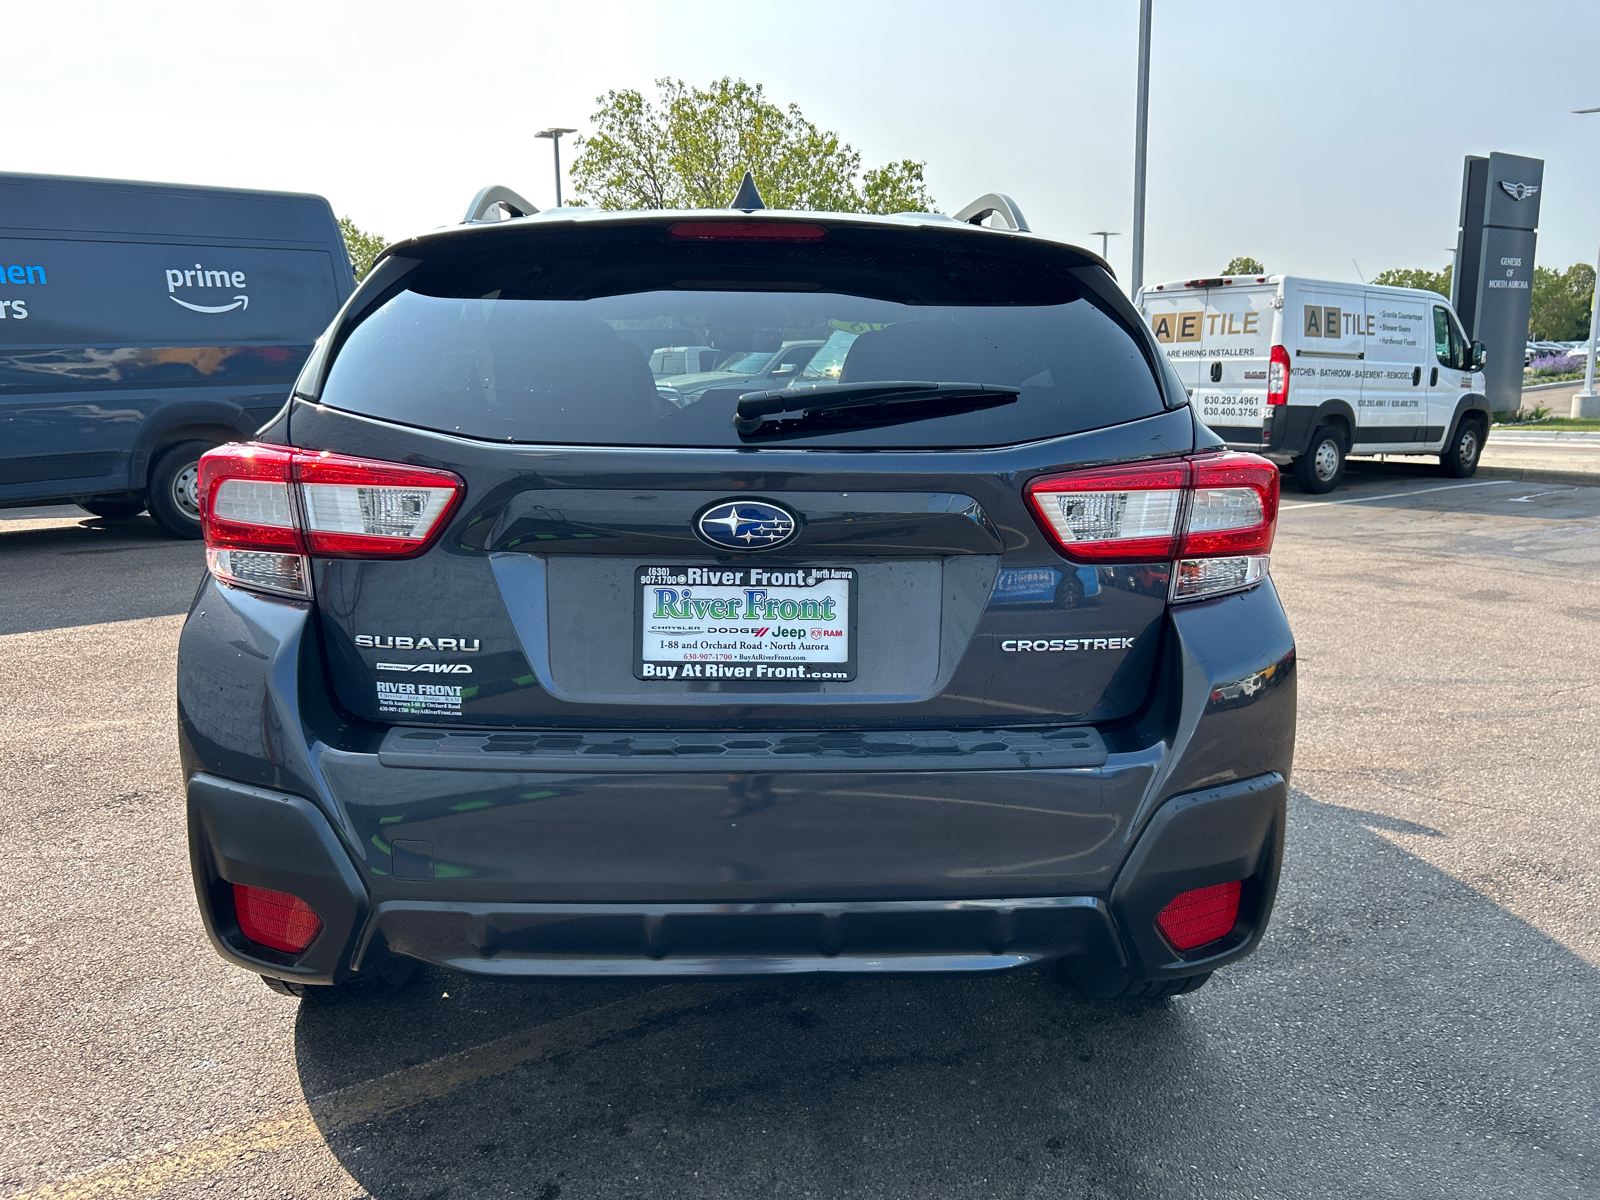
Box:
694;500;798;551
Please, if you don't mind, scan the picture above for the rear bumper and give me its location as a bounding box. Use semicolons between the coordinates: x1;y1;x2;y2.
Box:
187;769;1285;986
178;573;1295;985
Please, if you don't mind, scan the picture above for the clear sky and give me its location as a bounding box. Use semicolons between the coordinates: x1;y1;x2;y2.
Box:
14;0;1600;288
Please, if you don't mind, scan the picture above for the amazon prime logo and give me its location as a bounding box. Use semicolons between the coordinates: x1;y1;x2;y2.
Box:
165;263;250;314
1499;181;1540;201
694;500;798;551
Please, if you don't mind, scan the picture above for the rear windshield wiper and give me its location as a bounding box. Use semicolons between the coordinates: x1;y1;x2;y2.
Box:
732;381;1021;435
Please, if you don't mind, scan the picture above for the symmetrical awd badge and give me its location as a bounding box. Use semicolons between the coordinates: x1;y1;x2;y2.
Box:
694;500;799;551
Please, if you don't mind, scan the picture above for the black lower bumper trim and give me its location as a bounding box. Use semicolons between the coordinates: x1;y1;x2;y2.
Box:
356;896;1125;978
378;725;1108;772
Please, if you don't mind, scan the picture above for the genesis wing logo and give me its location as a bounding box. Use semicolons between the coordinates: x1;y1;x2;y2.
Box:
171;294;249;314
1499;181;1540;201
694;500;799;551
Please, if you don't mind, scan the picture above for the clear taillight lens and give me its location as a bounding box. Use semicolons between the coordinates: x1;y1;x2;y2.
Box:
1025;461;1188;561
1026;452;1279;602
295;451;463;558
198;443;465;598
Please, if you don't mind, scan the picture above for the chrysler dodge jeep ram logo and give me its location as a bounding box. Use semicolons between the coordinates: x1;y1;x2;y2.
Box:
694;500;798;550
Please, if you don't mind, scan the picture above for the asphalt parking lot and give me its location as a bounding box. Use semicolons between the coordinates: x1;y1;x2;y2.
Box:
3;460;1597;1200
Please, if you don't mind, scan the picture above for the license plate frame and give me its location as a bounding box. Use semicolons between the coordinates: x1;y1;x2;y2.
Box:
633;564;858;682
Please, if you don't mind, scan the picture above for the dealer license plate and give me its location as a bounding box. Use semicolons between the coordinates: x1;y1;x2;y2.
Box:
635;564;857;682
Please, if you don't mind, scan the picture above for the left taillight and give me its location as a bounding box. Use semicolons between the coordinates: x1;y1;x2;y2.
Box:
199;443;464;599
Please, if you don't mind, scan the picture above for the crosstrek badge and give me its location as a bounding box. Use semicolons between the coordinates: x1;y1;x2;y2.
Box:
1001;637;1135;652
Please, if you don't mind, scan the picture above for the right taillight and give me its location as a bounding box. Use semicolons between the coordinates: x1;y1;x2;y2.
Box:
199;443;464;600
1026;451;1279;603
1266;344;1290;405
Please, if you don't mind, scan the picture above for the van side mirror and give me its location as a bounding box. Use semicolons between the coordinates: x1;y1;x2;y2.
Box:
1471;340;1487;371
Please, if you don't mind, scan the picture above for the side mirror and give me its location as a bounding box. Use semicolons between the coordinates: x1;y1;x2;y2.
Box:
1471;341;1487;371
770;364;796;376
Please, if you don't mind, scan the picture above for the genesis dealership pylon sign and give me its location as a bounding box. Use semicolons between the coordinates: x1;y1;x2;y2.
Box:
1452;152;1543;412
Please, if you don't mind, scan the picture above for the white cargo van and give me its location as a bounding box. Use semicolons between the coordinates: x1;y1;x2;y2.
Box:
1137;275;1489;492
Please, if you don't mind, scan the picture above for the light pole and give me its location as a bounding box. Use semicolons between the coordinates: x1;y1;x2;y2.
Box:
1130;0;1153;297
536;127;577;208
1574;108;1600;417
1090;230;1120;263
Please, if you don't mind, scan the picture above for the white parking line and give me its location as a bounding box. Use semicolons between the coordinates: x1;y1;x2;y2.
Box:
1279;480;1515;511
1506;488;1579;503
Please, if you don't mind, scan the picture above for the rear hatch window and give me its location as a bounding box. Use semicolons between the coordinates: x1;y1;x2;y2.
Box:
318;221;1165;449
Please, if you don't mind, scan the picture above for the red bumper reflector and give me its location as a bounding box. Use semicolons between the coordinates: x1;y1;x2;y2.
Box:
232;883;323;954
1155;880;1242;951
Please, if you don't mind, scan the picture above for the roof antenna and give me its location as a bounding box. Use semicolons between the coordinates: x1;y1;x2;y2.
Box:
729;170;766;211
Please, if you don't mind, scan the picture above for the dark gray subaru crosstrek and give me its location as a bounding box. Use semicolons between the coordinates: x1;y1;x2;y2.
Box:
177;189;1295;1001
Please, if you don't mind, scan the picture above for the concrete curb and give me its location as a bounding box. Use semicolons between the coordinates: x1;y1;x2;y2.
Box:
1472;465;1600;487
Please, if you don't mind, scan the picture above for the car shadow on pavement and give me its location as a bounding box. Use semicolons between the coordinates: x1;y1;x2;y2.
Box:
289;790;1599;1199
0;515;203;635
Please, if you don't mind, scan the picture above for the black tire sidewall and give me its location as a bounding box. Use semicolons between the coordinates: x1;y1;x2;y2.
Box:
145;440;214;539
1294;426;1345;494
1443;418;1483;478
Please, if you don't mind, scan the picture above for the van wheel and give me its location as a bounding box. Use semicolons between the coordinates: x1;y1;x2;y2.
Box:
1441;418;1484;478
79;499;146;519
1293;426;1346;493
146;440;215;539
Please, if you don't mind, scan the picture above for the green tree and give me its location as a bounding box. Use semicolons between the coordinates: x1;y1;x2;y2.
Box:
1224;256;1264;275
338;216;387;282
570;78;934;214
1528;263;1596;341
1371;265;1452;297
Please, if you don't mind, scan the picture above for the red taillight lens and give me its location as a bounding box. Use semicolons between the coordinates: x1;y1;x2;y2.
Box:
232;883;323;954
199;444;299;552
1025;459;1189;561
1267;344;1290;405
668;221;828;241
199;443;464;598
1182;452;1279;557
1156;880;1242;951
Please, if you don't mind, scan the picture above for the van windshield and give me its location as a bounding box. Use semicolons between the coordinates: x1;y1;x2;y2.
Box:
318;223;1166;449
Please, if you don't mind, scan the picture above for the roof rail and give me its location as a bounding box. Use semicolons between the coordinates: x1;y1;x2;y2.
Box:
952;193;1030;233
462;185;539;224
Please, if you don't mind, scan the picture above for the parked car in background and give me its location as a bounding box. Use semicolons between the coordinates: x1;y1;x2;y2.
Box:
1139;274;1487;493
0;172;354;535
647;345;726;378
656;339;824;407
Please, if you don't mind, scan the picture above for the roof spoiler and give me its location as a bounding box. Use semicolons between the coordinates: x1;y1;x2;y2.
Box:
952;193;1030;233
462;185;539;224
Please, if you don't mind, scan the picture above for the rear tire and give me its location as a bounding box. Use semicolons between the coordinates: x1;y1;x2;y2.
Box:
258;958;418;1001
1440;417;1484;478
78;499;146;519
1111;973;1213;1000
260;976;316;998
1293;425;1346;493
1059;962;1213;1001
145;440;214;539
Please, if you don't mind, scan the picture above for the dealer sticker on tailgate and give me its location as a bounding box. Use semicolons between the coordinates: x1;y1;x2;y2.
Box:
635;565;857;681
